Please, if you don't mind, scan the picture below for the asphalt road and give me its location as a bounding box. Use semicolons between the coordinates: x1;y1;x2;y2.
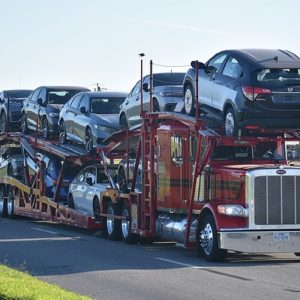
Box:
1;217;300;300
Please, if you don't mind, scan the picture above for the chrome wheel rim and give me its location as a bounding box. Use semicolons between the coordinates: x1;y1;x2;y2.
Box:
107;206;114;235
7;192;13;216
184;89;193;114
121;208;130;238
59;123;66;143
200;223;213;255
225;112;235;136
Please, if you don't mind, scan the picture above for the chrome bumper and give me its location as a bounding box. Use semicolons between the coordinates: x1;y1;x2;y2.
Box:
219;230;300;253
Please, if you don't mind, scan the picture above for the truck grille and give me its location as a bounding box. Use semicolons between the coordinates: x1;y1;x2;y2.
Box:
254;175;300;225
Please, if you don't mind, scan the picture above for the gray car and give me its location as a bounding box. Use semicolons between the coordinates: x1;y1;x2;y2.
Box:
21;86;89;138
59;91;127;153
119;72;185;129
0;89;33;133
68;164;110;218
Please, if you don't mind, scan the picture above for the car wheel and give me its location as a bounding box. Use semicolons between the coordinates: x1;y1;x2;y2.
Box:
184;84;195;116
120;114;128;131
21;113;29;134
106;200;121;240
153;99;160;112
68;194;75;209
85;127;94;154
0;185;6;217
117;167;129;193
121;205;137;243
59;121;67;144
42;117;50;139
0;112;7;133
197;214;227;261
6;188;15;218
93;197;101;221
225;108;238;137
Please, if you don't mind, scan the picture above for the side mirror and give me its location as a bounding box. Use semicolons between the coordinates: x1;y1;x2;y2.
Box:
86;177;93;186
191;61;206;69
80;106;87;114
143;82;149;92
37;98;43;106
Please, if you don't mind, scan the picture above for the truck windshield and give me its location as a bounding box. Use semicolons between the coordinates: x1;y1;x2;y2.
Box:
212;142;285;161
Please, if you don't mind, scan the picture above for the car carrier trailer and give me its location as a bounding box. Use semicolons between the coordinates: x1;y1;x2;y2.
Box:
0;132;122;230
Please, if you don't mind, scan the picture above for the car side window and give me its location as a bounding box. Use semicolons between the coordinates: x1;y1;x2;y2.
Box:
79;95;90;112
86;167;96;184
30;89;41;102
131;81;141;96
222;57;242;79
38;88;47;104
70;95;83;109
207;54;227;73
77;169;86;182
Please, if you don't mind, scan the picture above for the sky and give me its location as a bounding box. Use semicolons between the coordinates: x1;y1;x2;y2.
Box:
0;0;299;92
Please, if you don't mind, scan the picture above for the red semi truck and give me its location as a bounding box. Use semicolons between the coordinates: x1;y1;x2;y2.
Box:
100;113;300;261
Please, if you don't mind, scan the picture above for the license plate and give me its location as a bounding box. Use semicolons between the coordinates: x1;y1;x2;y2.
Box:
273;232;289;241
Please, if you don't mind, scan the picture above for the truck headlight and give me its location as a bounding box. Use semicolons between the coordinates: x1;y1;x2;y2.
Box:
217;205;248;217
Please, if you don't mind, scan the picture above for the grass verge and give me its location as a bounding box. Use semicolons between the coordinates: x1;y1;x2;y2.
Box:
0;264;91;300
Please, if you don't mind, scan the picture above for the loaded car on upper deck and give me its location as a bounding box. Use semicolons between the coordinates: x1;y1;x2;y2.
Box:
59;91;127;153
119;72;185;129
0;89;33;133
183;49;300;136
21;86;89;139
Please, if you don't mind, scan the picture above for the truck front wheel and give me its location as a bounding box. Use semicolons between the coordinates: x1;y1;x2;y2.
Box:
197;214;227;261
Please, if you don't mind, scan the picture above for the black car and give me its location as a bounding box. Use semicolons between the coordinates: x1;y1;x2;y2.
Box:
183;49;300;136
21;86;89;138
0;89;33;133
59;91;126;153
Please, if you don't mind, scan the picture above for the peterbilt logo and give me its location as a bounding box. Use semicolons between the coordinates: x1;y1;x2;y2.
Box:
276;169;286;175
288;87;294;92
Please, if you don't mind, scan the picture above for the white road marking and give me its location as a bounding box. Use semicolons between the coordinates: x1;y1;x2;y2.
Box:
155;257;204;269
31;227;59;235
0;237;81;242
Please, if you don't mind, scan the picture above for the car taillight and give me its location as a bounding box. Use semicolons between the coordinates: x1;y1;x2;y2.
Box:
242;86;272;101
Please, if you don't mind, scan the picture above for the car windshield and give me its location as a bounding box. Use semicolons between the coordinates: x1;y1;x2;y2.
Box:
257;68;300;82
47;90;83;104
6;90;32;98
90;97;124;114
153;73;185;87
212;142;285;161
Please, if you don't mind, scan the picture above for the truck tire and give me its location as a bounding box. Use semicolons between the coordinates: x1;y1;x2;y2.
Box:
197;214;227;261
6;187;15;218
184;84;195;116
106;201;121;240
121;205;137;243
0;185;7;217
93;197;101;221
